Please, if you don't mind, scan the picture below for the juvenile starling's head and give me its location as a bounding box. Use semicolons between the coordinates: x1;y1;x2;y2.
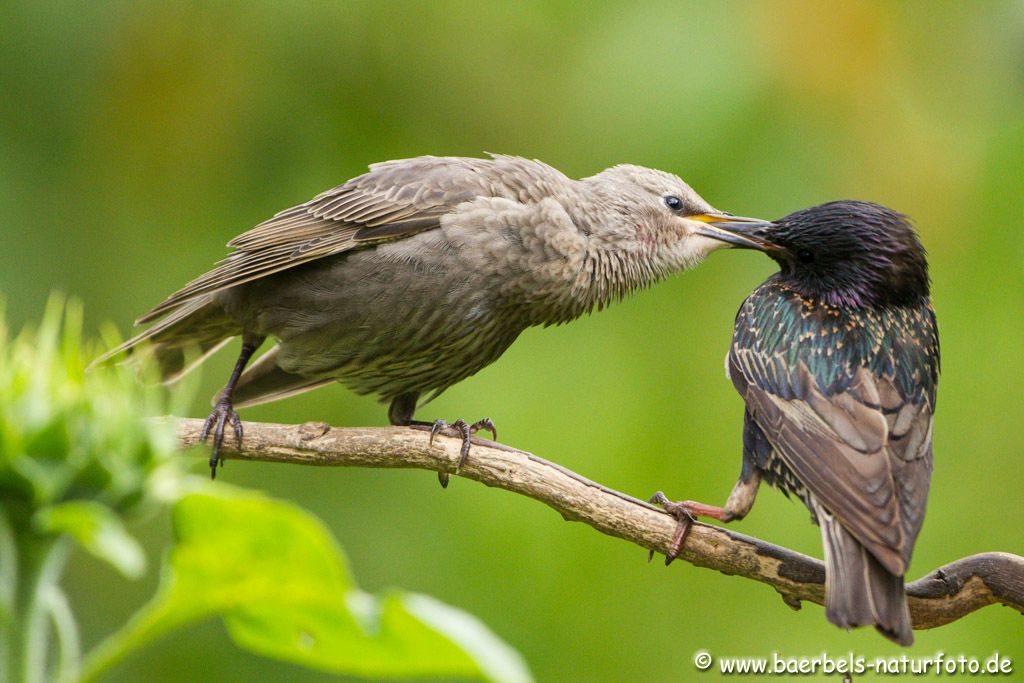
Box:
708;200;930;308
582;165;769;273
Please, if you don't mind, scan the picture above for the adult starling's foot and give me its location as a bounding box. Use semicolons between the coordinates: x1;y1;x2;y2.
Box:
647;491;721;565
415;418;497;488
199;397;243;479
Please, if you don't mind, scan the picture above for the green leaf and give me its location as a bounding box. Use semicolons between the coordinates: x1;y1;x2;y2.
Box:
81;485;531;683
34;501;146;579
403;593;532;683
225;591;479;679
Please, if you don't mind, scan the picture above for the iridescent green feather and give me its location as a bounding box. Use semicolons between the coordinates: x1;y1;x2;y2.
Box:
732;276;939;406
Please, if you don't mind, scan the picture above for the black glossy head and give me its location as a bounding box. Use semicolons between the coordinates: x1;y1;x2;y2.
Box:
714;200;930;308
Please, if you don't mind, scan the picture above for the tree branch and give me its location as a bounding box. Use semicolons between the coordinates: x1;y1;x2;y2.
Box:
172;418;1024;631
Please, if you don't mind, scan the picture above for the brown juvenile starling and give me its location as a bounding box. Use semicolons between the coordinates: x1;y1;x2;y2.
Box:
97;154;767;481
651;200;938;645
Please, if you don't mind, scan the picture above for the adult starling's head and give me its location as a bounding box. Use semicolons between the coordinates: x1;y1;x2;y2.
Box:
707;200;930;308
581;165;770;273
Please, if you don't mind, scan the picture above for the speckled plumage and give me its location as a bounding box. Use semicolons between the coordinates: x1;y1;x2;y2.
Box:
715;201;939;646
730;278;938;551
99;154;755;472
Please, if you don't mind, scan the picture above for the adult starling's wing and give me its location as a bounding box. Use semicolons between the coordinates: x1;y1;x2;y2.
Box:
729;302;938;576
875;373;934;566
137;154;569;324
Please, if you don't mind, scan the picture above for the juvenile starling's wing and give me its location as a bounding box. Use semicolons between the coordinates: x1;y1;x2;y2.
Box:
137;154;569;324
729;289;938;576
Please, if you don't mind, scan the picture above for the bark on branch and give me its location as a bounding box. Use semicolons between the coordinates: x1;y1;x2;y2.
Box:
173;417;1023;631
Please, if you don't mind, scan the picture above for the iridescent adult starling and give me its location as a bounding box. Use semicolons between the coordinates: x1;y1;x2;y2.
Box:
96;154;767;481
652;201;938;645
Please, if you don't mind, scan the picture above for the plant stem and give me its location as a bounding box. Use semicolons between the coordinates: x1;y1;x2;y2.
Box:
0;508;17;682
47;584;81;683
0;509;72;683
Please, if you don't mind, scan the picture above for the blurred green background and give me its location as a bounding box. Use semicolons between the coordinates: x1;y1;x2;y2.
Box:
2;1;1022;680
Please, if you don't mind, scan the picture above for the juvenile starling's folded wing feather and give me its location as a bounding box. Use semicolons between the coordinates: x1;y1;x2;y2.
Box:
137;155;569;324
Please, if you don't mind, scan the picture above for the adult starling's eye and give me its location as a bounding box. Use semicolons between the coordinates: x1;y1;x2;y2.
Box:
663;196;683;211
797;249;815;263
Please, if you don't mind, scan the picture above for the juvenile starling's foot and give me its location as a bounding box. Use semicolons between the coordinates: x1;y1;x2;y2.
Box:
199;397;243;479
414;418;497;488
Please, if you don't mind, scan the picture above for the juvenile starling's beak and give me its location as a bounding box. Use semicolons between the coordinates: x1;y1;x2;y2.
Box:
688;213;775;250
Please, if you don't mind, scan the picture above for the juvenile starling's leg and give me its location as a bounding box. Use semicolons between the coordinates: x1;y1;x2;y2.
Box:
200;335;264;479
647;473;760;565
387;394;497;488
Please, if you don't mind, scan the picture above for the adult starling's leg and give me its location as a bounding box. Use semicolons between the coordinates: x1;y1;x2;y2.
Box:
200;335;264;479
647;473;760;565
647;492;698;565
387;393;497;488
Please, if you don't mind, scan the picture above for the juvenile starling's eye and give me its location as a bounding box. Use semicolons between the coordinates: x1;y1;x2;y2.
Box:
663;196;683;212
797;249;815;263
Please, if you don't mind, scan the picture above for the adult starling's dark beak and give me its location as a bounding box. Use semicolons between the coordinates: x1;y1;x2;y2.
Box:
688;213;776;250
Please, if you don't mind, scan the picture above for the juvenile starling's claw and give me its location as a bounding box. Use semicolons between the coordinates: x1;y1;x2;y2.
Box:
420;417;497;488
200;397;243;479
647;491;698;565
470;418;497;442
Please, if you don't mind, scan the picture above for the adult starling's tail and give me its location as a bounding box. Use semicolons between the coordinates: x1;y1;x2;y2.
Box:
91;295;240;383
819;511;913;646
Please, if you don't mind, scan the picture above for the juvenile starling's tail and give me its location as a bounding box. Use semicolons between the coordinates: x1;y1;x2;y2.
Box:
819;511;913;646
91;295;240;383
